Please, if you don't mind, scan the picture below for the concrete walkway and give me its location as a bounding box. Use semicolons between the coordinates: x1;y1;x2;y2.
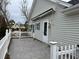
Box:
9;38;50;59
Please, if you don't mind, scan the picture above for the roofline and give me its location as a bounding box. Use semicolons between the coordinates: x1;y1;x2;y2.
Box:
28;0;37;20
61;4;79;15
49;0;72;7
31;8;55;21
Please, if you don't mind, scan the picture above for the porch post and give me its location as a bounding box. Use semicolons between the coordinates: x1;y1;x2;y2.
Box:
50;41;57;59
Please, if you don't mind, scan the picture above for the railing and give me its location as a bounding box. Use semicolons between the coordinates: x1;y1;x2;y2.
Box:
50;41;77;59
0;29;11;59
12;31;32;39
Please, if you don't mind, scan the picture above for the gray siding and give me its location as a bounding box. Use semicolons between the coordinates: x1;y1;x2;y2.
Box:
33;20;43;41
31;0;79;45
31;0;56;18
50;6;79;45
31;0;56;43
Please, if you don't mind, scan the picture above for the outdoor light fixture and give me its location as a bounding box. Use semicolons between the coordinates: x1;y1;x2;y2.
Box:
48;22;51;28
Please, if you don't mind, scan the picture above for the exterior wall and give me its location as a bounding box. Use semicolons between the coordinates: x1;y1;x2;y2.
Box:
30;0;79;45
31;0;56;18
32;20;44;41
30;0;56;43
50;5;79;45
32;15;51;43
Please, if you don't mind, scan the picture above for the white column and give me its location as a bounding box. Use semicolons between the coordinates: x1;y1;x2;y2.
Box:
50;41;57;59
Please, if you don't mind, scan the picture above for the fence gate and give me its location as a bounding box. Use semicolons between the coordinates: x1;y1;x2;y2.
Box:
50;42;77;59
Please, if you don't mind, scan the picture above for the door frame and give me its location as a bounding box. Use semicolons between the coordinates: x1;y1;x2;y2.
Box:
43;19;49;43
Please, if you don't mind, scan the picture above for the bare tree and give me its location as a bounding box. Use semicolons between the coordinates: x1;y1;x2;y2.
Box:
20;0;28;21
0;0;10;25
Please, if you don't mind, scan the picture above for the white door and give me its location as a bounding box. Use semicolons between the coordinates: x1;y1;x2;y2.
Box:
43;20;49;43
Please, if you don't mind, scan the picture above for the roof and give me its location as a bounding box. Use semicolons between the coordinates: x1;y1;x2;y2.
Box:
68;0;79;5
62;4;79;15
50;0;72;7
31;8;55;21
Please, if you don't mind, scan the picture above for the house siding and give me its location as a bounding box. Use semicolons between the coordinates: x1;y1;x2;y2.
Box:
31;0;56;43
30;0;79;45
32;20;43;41
32;17;51;43
31;0;56;18
50;6;79;45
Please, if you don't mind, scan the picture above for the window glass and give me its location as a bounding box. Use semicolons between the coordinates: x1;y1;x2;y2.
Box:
32;25;34;32
36;23;40;30
44;22;47;36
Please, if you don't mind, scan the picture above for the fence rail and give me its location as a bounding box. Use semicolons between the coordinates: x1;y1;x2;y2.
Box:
12;31;32;38
50;41;77;59
0;29;11;59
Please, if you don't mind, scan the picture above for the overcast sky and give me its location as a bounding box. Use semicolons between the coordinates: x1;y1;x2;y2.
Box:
7;0;71;24
7;0;33;24
62;0;71;2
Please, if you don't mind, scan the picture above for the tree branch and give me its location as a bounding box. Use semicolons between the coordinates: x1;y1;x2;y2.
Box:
0;0;9;25
20;0;28;21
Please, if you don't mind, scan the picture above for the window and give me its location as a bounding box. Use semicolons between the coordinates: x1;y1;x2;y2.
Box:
44;22;47;36
32;25;34;32
36;23;40;30
32;25;35;32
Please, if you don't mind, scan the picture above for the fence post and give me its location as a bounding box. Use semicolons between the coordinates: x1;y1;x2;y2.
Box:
50;41;57;59
9;29;11;33
6;29;8;35
9;29;12;39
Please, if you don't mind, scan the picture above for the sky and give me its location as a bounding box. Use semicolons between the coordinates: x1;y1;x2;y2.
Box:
7;0;33;24
7;0;70;24
62;0;71;2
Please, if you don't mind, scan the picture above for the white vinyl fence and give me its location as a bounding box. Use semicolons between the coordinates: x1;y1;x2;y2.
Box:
12;31;31;39
0;29;11;59
50;42;77;59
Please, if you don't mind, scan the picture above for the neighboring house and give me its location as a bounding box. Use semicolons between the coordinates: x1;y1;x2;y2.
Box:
11;24;19;29
29;0;79;45
11;24;26;31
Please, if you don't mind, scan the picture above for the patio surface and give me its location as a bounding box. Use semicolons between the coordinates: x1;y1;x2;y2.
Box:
8;37;50;59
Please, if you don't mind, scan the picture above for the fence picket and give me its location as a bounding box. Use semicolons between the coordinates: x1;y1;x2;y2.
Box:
75;45;76;59
68;45;70;59
65;45;67;59
61;46;63;59
50;41;77;59
57;46;59;59
72;45;74;59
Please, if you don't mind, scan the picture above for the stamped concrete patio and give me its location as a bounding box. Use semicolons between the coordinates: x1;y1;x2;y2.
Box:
8;37;50;59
